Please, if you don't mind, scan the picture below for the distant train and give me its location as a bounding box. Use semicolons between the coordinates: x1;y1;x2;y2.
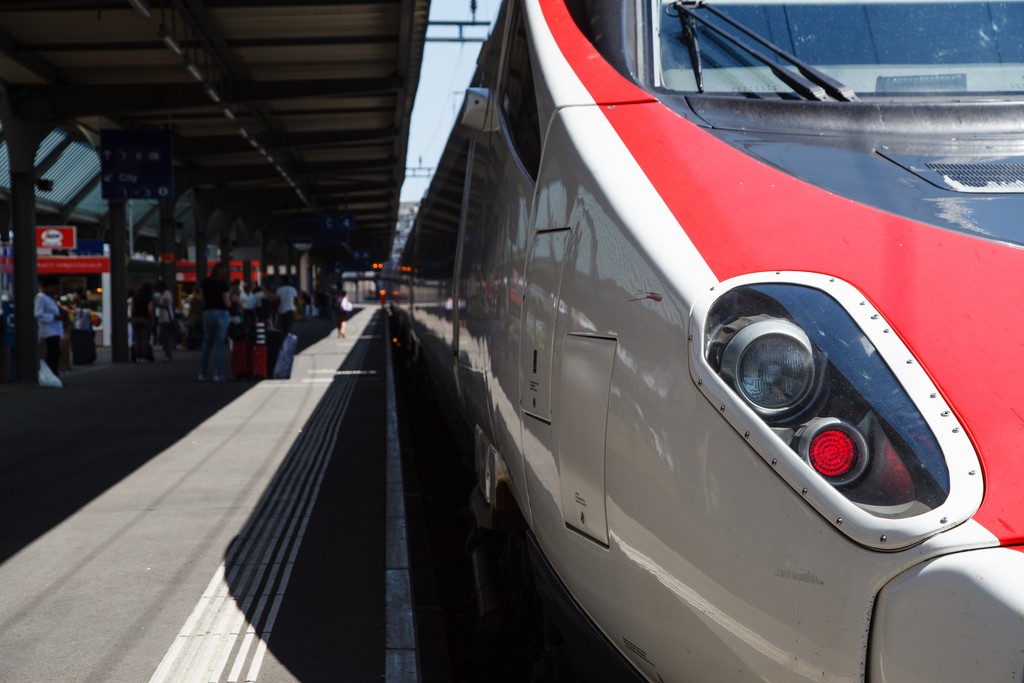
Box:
393;0;1024;680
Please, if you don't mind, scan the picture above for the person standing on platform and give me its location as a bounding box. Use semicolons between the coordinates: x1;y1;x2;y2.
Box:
251;282;272;329
336;290;353;338
130;281;155;363
71;289;97;365
34;276;63;378
197;263;231;382
239;281;257;322
252;281;276;371
153;279;175;362
58;293;73;373
275;279;298;335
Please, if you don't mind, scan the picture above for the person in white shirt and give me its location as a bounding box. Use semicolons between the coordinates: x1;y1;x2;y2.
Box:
336;290;353;338
239;281;257;318
34;276;64;377
275;281;298;335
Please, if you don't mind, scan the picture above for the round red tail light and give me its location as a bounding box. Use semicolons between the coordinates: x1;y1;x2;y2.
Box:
809;430;856;477
798;418;869;486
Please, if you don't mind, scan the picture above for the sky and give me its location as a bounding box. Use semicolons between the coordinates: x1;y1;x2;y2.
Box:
400;0;502;203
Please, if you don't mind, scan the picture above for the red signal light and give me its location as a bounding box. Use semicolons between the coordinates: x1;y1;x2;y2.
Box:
797;418;869;486
808;429;857;478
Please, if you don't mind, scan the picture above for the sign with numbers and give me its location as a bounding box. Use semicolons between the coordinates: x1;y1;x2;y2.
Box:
100;129;174;200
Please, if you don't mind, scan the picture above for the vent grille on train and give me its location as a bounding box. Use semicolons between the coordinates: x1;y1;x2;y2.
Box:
879;152;1024;194
926;162;1024;192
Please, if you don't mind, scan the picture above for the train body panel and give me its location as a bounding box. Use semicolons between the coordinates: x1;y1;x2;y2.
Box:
397;0;1024;680
457;103;531;514
871;546;1024;682
518;100;995;681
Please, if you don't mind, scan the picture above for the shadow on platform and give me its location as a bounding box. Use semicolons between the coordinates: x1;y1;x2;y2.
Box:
0;316;337;566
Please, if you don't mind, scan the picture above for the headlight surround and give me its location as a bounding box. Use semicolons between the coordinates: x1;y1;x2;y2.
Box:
689;273;983;550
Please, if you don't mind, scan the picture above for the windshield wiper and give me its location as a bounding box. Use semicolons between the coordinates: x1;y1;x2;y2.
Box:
671;1;858;102
680;11;705;92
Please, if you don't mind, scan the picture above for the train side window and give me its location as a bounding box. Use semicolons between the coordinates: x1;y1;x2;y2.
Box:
501;3;542;179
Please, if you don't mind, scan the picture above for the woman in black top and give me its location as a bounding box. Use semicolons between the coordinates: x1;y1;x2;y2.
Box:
197;263;232;381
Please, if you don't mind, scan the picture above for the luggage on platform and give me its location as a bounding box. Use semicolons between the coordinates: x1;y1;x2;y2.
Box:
273;333;297;379
232;339;251;378
251;343;268;379
70;328;97;365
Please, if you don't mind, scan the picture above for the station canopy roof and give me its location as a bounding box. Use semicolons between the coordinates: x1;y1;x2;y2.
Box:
0;0;431;263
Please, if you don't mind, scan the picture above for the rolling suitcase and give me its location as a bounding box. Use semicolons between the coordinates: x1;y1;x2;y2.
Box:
232;339;251;378
251;343;268;379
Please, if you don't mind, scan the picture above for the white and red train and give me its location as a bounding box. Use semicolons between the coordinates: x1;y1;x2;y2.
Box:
393;0;1024;680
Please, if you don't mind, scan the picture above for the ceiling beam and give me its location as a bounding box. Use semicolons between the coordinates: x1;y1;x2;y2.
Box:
9;76;403;120
179;158;396;187
174;128;398;158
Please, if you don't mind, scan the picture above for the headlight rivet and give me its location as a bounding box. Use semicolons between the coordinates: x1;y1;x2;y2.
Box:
940;517;948;524
836;517;843;525
771;458;777;466
883;328;890;334
688;334;693;342
952;427;960;434
871;314;880;320
930;393;938;399
744;431;750;439
801;487;808;495
719;405;726;412
969;470;977;476
941;410;951;417
906;359;914;364
879;535;887;543
697;379;703;386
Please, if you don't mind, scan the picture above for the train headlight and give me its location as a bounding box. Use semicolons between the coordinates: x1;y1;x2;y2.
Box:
720;319;817;418
690;273;983;550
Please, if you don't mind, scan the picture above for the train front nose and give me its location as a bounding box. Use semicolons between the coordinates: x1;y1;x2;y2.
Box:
870;547;1024;682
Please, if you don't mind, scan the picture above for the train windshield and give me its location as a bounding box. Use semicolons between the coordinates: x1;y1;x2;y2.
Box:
654;0;1024;98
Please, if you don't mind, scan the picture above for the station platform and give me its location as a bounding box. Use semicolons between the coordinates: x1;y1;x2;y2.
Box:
0;307;426;683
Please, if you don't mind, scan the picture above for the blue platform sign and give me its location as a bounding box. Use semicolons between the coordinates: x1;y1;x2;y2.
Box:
324;212;356;232
100;129;174;200
286;213;353;246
